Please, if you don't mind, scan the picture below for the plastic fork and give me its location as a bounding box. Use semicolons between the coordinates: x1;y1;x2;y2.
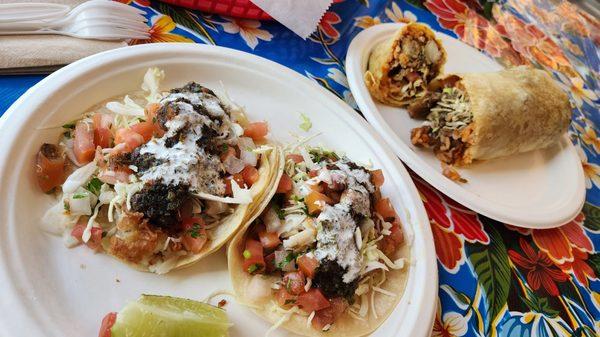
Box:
0;0;150;40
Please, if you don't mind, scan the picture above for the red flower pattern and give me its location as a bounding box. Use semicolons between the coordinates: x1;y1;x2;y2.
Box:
414;176;489;272
531;213;593;264
319;11;342;39
509;238;569;296
557;248;597;287
424;0;526;66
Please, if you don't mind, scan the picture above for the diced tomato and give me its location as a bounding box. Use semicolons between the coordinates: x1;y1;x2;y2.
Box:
98;312;117;337
265;252;276;273
242;239;265;274
114;128;145;153
312;298;348;330
283;271;306;295
276;174;293;194
308;169;319;178
225;173;245;196
380;221;404;257
296;288;331;313
305;191;333;215
258;228;281;250
93;113;113;149
276;287;297;308
220;145;237;162
180;218;208;254
145;103;165;137
73;121;96;164
243;122;269;141
370;169;385;187
286;154;304;164
241;165;259;187
130;121;155;142
71;222;103;251
297;255;318;279
35;144;66;192
375;198;397;222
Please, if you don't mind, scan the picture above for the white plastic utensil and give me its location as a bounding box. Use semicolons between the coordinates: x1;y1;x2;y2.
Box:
0;3;69;23
0;0;149;40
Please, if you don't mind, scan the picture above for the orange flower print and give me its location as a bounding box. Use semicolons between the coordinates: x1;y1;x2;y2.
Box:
424;0;526;67
354;15;381;29
531;212;593;264
555;72;598;108
557;248;597;287
576;143;600;189
130;15;193;45
573;122;600;153
493;8;577;77
220;18;273;50
385;2;417;23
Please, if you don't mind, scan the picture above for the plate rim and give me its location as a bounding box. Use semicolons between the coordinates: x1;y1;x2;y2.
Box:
346;23;586;229
0;43;437;336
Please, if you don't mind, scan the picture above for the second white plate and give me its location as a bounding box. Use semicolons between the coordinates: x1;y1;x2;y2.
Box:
346;23;585;229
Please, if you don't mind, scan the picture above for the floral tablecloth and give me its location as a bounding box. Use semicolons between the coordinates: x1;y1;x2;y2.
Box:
1;0;599;336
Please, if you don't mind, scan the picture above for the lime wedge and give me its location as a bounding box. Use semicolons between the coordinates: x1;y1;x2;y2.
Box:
110;294;231;337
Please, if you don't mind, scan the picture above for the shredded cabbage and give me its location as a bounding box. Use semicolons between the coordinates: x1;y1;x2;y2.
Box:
105;95;145;117
141;67;165;103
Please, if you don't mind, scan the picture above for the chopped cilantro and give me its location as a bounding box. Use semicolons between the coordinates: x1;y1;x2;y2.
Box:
72;192;87;199
273;204;285;220
152;116;157;123
86;178;102;195
62;130;72;139
136;117;146;123
247;264;259;274
63;200;70;211
62;122;76;129
286;278;293;292
188;223;203;238
299;113;312;132
277;252;296;269
221;144;229;152
101;231;107;238
284;299;296;305
243;249;251;259
442;87;453;94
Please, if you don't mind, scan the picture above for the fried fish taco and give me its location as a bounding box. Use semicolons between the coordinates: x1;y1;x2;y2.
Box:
38;68;281;273
228;146;409;336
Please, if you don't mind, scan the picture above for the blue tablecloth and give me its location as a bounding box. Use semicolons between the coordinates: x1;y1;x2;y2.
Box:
1;1;599;336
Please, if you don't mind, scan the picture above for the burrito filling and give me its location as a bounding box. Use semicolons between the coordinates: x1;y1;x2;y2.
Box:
388;33;442;102
410;86;474;165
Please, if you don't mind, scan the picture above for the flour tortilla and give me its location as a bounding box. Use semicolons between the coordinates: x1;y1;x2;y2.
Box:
227;218;410;336
442;67;572;165
365;23;446;107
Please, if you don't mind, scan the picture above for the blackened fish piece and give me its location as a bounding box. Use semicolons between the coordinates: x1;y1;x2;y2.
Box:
313;259;359;302
130;182;190;232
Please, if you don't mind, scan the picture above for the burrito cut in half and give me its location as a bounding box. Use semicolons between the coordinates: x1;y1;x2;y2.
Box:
410;66;572;167
365;23;446;109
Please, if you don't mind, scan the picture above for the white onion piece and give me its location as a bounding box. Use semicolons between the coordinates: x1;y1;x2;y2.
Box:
247;275;272;301
238;137;257;166
223;155;245;174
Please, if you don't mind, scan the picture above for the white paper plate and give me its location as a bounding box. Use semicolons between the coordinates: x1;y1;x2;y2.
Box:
0;44;436;337
346;23;585;229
